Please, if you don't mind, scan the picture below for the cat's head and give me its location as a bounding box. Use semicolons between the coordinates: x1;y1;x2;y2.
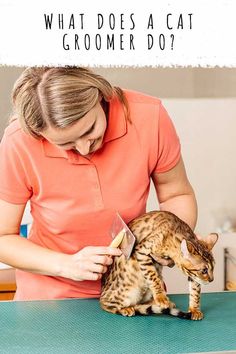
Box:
180;233;218;285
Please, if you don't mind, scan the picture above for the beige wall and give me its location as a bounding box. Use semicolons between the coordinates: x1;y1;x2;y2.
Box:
0;67;23;135
147;98;236;235
95;67;236;98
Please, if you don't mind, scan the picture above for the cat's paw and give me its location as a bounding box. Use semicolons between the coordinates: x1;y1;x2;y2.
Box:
154;294;170;308
119;307;135;317
189;308;204;320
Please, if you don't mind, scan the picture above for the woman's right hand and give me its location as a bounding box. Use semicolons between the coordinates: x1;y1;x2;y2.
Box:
60;246;122;281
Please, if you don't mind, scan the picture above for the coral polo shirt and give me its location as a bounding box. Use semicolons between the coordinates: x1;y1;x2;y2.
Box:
0;90;180;300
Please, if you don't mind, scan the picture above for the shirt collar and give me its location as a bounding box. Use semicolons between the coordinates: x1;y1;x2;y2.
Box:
103;95;127;143
42;139;68;159
42;94;127;163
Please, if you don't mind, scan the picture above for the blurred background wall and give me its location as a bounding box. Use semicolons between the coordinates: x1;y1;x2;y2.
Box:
1;67;236;235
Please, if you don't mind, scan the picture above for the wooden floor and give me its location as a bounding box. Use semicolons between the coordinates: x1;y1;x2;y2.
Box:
0;268;16;300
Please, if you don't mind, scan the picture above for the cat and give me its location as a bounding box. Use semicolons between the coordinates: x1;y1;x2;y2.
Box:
100;210;218;320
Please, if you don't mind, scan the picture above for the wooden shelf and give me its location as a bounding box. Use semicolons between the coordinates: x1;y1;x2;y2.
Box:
0;268;16;300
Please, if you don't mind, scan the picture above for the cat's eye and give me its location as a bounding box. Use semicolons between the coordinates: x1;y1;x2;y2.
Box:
201;268;208;275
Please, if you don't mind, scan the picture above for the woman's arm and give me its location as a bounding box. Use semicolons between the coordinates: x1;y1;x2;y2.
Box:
0;199;121;281
152;156;197;230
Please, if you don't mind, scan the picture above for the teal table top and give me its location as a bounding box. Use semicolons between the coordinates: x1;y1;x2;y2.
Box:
1;292;236;354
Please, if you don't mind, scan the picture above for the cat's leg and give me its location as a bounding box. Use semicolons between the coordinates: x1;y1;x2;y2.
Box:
100;301;136;316
100;286;139;317
136;252;170;308
119;307;136;316
188;278;203;320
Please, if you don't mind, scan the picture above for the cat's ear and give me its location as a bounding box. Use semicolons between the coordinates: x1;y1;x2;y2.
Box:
204;233;218;250
181;239;191;258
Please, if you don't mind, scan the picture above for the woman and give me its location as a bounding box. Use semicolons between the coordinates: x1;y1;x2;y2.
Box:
0;67;197;300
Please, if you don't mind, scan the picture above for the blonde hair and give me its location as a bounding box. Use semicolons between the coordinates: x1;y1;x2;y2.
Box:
11;67;130;138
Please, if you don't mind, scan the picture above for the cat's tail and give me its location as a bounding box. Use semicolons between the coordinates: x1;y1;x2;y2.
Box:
161;307;192;319
134;302;192;319
100;301;191;319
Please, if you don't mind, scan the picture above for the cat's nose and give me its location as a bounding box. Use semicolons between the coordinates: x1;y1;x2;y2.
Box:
208;274;214;282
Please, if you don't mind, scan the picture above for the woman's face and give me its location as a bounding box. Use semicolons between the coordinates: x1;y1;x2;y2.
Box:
41;101;107;156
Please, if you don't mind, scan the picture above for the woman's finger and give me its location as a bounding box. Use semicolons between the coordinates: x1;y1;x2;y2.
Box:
90;255;113;266
88;263;107;274
82;246;122;257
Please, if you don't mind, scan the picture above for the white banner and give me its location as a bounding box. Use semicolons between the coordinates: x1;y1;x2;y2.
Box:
0;0;236;67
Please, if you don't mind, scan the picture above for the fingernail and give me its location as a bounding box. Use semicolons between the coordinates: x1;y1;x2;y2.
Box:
117;249;122;256
114;248;122;254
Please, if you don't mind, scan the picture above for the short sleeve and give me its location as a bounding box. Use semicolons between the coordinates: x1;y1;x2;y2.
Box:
153;103;181;174
0;130;32;204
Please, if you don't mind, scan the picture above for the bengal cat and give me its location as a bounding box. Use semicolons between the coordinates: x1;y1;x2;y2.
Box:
100;211;218;320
